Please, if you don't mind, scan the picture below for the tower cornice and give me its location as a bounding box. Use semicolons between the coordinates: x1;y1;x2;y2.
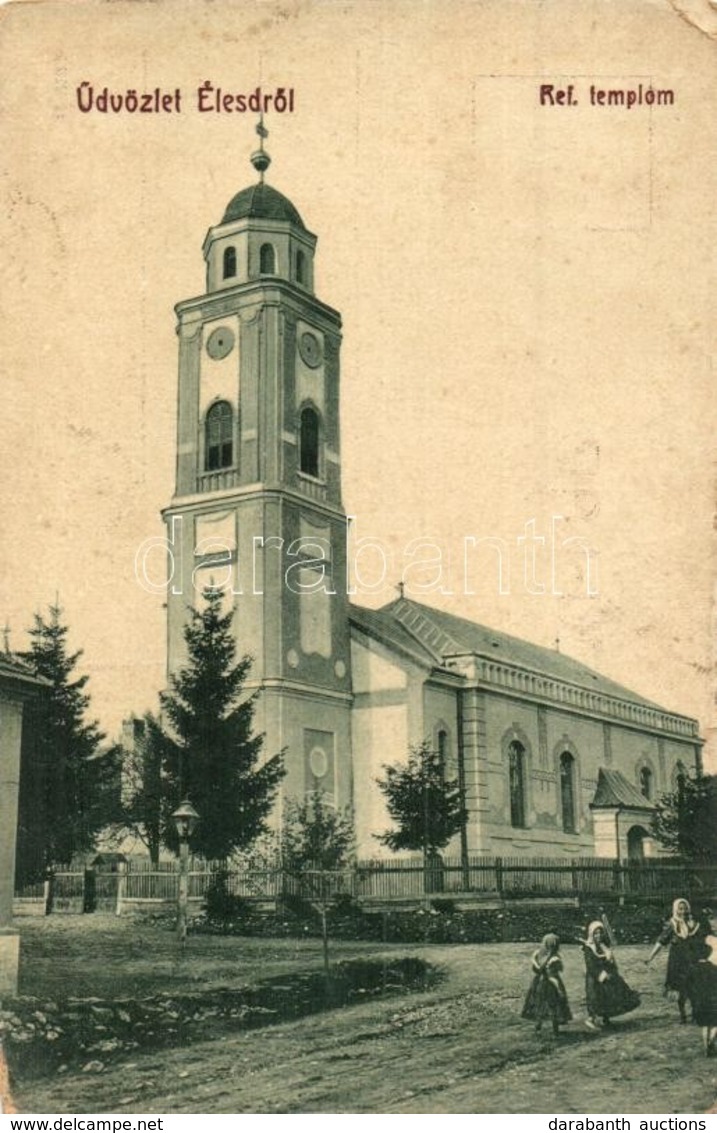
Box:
162;483;347;523
175;279;342;330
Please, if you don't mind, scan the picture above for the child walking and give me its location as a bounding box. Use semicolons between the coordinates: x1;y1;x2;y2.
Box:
581;920;640;1030
521;933;572;1036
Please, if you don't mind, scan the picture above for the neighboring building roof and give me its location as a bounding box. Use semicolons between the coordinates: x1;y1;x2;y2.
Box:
222;183;306;229
590;768;655;811
379;596;664;709
0;652;48;692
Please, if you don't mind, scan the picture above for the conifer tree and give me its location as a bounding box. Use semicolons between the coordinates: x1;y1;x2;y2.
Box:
161;587;284;860
17;602;110;875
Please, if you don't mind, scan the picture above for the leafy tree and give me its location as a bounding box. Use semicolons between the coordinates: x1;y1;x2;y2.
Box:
375;740;467;867
650;769;717;863
16;602;113;879
281;789;355;976
161;587;284;860
118;713;167;865
281;789;355;871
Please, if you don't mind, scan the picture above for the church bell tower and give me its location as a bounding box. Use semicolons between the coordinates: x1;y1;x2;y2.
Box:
163;126;353;811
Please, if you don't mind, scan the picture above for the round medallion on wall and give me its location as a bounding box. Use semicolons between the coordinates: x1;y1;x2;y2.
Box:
206;326;235;360
298;330;323;369
287;649;300;670
309;746;328;780
334;660;346;679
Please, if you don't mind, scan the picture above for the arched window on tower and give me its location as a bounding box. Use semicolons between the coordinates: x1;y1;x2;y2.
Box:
560;752;577;833
299;406;320;478
296;249;307;285
205;401;233;471
259;243;276;275
223;246;236;280
508;741;527;828
639;766;653;801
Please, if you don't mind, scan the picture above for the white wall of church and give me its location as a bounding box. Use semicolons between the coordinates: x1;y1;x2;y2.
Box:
349;635;700;861
482;695;597;856
350;635;434;857
483;696;543;851
352;703;408;858
351;639;407;693
423;683;462;855
663;737;700;781
544;708;604;831
422;685;459;761
475;690;699;858
609;726;660;796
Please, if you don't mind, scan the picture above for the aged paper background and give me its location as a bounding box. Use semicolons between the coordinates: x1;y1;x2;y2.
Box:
1;0;716;1113
2;0;715;761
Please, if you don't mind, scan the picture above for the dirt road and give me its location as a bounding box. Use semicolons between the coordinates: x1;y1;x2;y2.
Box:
13;943;717;1115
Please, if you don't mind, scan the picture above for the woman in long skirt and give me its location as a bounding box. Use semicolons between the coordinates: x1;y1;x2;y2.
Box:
521;933;572;1036
581;920;640;1030
646;898;710;1023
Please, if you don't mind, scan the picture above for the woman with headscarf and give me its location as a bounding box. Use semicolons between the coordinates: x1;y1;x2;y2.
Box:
646;898;710;1023
686;934;717;1055
521;932;572;1036
581;920;641;1030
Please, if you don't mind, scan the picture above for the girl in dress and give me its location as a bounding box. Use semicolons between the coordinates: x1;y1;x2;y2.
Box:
521;932;572;1036
646;897;709;1023
581;920;641;1030
686;934;717;1055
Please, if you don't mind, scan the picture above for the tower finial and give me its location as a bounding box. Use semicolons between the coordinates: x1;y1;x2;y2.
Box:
250;114;271;182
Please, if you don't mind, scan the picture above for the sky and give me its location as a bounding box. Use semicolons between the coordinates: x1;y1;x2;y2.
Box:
1;0;715;765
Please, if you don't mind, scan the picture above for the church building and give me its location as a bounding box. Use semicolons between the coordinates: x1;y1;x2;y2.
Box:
162;134;701;863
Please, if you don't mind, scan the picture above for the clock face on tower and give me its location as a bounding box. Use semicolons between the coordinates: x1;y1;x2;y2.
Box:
298;330;323;369
206;326;235;360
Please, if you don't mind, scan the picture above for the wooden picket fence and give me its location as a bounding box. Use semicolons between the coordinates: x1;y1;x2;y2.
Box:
14;855;717;916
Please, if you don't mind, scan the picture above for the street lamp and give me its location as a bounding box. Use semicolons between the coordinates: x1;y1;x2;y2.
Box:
172;799;199;947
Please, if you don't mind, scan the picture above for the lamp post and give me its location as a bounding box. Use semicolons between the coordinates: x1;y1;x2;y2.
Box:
172;800;199;948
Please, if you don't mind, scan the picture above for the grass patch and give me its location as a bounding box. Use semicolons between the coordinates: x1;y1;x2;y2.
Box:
3;956;438;1081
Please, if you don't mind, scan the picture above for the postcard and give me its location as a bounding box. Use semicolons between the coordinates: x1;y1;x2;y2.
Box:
1;0;716;1116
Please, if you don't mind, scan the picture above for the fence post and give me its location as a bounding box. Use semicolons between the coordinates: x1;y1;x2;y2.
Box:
83;868;96;914
495;857;503;897
43;870;53;916
115;861;127;917
571;860;579;898
612;858;625;905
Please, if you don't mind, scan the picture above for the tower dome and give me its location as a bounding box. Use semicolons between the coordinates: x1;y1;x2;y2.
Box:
202;123;316;294
222;183;306;230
